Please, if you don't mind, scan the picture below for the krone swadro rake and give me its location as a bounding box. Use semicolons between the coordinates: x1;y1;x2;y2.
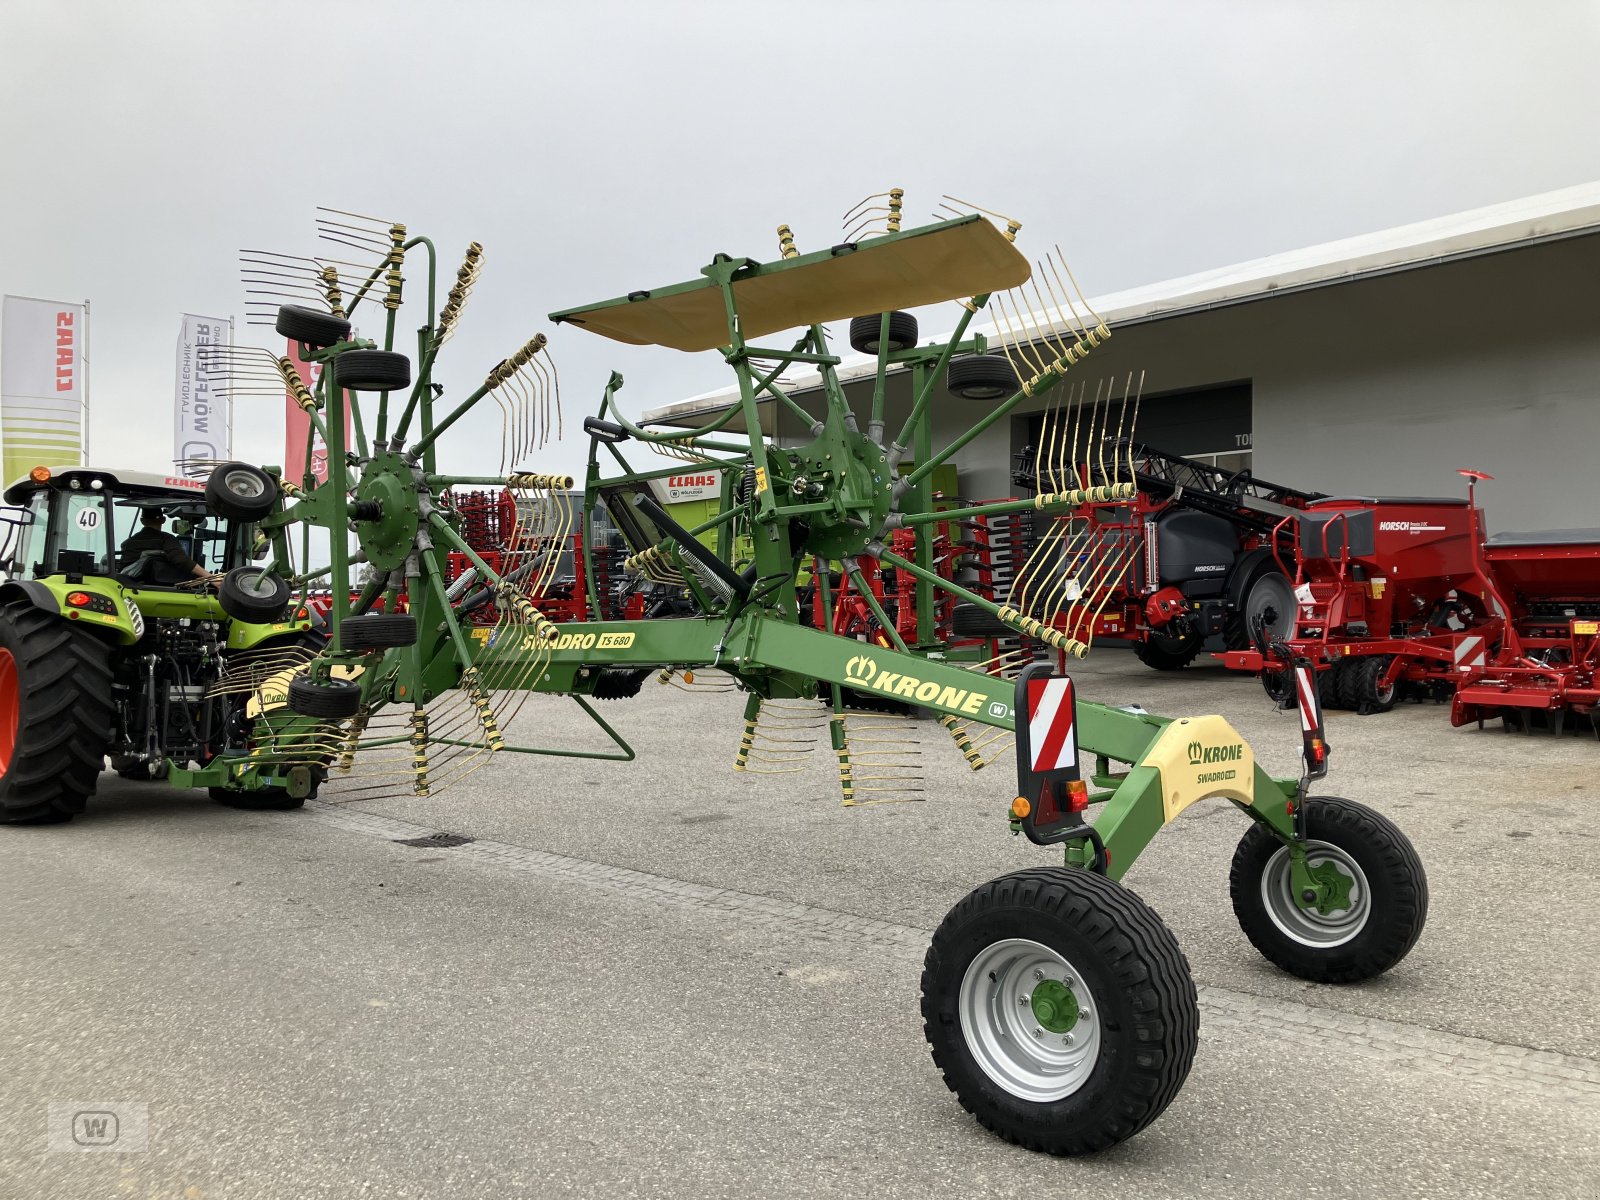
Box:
184;196;1428;1156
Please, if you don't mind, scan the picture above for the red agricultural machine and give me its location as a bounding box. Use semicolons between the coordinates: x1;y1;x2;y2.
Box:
1218;470;1600;735
1010;438;1320;670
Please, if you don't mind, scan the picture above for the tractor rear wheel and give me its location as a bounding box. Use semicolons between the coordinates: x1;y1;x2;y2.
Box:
921;867;1198;1155
0;602;114;825
1135;628;1202;671
1229;797;1427;983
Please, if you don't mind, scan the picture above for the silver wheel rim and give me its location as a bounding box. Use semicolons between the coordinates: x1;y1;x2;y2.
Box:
224;469;264;500
1261;840;1371;948
958;938;1102;1102
1247;572;1297;642
237;571;279;599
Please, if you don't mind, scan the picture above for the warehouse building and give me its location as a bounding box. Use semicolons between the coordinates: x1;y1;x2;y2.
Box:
642;181;1600;532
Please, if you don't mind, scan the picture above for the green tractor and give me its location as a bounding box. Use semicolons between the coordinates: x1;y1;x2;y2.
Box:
0;463;323;823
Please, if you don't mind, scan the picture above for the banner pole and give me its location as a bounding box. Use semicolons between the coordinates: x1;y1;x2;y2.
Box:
81;298;91;463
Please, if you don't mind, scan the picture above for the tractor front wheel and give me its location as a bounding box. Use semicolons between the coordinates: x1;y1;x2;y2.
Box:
921;867;1198;1155
0;602;115;825
1229;796;1427;983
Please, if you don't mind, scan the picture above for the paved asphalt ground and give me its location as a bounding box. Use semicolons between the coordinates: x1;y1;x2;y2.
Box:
3;649;1598;1198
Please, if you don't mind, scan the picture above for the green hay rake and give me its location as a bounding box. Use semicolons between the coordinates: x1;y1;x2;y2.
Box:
187;196;1428;1155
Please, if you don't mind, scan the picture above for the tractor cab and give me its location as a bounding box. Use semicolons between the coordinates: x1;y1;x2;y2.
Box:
1;466;258;597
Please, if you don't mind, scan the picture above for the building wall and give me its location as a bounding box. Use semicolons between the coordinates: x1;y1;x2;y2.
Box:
795;233;1600;529
993;233;1600;531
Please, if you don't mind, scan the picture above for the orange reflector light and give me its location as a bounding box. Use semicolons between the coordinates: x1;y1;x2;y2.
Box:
1010;796;1031;819
66;592;91;607
1066;779;1090;813
29;465;51;483
682;670;695;684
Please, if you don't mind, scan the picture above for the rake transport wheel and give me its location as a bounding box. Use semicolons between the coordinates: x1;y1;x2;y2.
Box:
339;612;418;651
0;601;114;825
1135;628;1203;671
287;674;362;719
217;567;291;624
1229;797;1427;983
921;867;1198;1155
275;304;352;348
848;311;919;354
334;350;411;392
947;354;1022;401
206;462;277;523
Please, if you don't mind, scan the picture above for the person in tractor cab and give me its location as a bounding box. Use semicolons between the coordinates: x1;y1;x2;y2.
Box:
117;507;213;584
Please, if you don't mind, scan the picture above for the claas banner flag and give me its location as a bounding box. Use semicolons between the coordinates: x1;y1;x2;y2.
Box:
1;295;87;486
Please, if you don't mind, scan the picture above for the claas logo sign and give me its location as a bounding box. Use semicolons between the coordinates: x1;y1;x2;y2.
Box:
655;472;722;503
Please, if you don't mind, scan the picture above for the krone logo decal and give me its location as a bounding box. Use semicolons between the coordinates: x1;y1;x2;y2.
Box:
845;654;877;683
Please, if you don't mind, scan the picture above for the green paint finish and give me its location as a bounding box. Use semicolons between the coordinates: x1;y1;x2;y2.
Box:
1030;979;1079;1033
1307;858;1357;914
354;450;422;573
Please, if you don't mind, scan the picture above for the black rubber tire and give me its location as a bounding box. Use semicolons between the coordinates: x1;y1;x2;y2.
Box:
218;567;291;624
1227;566;1295;651
1316;663;1341;710
275;304;351;348
947;355;1021;401
339;613;417;651
287;673;362;719
206;462;277;522
1229;796;1428;983
1135;629;1203;671
1335;657;1364;711
1260;667;1293;706
334;350;411;392
921;867;1199;1156
950;602;1012;638
0;601;115;824
848;311;919;354
1354;655;1397;714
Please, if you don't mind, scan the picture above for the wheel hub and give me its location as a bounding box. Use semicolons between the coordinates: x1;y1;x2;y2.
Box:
1029;978;1079;1033
354;451;422;573
1306;858;1356;915
792;427;895;559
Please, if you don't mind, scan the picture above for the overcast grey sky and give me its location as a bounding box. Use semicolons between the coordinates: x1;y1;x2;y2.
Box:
2;0;1597;482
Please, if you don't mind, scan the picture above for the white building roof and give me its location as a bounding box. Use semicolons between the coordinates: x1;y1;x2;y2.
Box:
642;179;1600;426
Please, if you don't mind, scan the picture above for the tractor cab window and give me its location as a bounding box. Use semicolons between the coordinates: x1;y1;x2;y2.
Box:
110;498;231;583
55;491;112;575
167;506;230;574
0;493;49;580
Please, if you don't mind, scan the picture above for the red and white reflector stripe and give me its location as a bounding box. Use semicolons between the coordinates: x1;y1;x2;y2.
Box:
1295;665;1319;734
1026;676;1077;772
1453;634;1486;673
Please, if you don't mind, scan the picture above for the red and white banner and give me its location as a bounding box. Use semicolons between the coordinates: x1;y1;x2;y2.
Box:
2;295;86;486
283;338;351;485
174;313;231;476
1025;674;1077;773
